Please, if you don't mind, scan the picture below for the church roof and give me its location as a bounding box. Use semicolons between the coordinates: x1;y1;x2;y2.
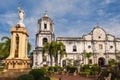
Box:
89;25;106;35
57;37;83;41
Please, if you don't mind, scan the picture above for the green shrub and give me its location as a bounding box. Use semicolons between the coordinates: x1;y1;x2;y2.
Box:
83;64;90;69
48;66;54;75
39;76;50;80
80;64;101;76
66;66;77;73
29;68;47;80
53;66;61;72
91;64;101;75
0;67;4;72
29;69;41;80
48;66;54;72
39;67;47;76
80;64;90;72
109;59;116;67
17;74;34;80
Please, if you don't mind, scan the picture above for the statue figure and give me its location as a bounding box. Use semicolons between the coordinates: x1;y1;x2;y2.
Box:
18;7;25;23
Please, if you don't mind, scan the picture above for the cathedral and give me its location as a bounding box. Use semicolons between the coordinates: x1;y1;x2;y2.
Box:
32;12;120;68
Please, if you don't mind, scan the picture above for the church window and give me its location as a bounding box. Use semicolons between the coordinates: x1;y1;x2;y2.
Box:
44;23;47;29
43;38;48;45
73;45;77;52
110;46;113;49
64;46;66;51
88;45;91;48
98;36;101;39
39;23;41;32
99;44;103;49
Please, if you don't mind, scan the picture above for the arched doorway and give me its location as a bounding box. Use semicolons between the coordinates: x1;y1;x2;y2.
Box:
98;57;105;67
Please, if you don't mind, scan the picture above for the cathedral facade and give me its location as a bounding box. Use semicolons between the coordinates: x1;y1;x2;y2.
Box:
32;13;120;68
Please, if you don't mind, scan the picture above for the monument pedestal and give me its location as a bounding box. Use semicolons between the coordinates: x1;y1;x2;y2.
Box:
4;58;31;72
4;24;31;72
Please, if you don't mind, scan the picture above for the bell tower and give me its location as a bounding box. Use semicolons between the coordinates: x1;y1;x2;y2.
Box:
4;6;30;71
36;11;54;47
32;12;55;68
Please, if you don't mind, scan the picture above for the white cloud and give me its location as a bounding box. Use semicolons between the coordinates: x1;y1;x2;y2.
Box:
102;15;120;37
0;0;120;51
96;9;105;16
25;16;38;50
56;28;82;37
104;0;113;4
32;0;78;18
0;13;17;27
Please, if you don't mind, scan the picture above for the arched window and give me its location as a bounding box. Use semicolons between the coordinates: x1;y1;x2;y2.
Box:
73;45;77;52
43;38;48;45
64;46;66;51
44;23;47;29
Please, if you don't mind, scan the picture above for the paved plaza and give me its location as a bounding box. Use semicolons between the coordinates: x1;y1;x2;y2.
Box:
51;74;96;80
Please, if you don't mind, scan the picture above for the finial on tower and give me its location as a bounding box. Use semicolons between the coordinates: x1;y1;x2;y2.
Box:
96;22;99;27
44;11;48;17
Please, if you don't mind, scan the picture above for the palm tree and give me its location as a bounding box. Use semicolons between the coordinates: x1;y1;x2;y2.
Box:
51;42;58;65
50;41;66;66
57;42;67;66
84;52;92;64
43;41;66;66
0;42;4;60
43;42;54;66
0;36;11;59
28;42;32;55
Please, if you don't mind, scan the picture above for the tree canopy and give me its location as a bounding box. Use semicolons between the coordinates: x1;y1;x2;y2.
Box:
43;41;66;66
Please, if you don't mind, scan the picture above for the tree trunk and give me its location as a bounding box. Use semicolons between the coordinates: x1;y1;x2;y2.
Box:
55;53;58;66
50;54;53;66
59;57;62;67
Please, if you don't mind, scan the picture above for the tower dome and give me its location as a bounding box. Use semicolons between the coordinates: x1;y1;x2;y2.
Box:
38;11;53;24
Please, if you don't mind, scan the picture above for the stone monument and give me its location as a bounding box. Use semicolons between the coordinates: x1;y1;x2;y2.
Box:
4;6;31;72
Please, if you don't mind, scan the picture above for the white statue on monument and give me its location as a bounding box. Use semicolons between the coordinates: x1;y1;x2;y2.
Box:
17;6;25;27
18;7;25;23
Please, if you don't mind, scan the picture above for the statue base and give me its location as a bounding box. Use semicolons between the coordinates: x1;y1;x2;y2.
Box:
4;58;31;71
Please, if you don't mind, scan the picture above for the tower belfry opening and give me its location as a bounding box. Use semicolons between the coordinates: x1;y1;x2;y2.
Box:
15;34;19;58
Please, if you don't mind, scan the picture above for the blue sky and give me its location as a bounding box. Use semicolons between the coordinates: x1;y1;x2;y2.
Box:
0;0;120;51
